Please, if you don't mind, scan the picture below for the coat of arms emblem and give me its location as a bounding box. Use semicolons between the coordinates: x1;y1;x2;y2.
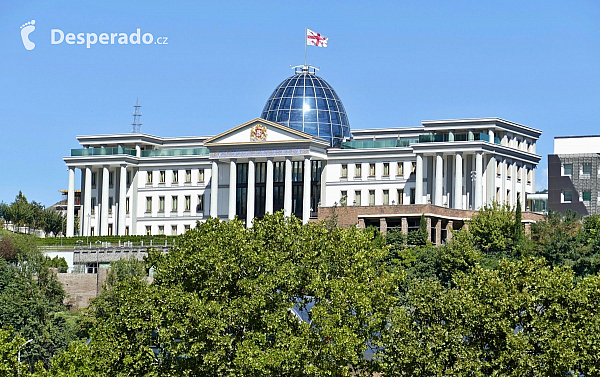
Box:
250;124;267;141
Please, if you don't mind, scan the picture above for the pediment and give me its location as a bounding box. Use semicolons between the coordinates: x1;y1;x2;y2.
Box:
204;119;313;146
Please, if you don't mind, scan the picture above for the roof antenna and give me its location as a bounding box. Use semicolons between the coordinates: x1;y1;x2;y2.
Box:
132;98;142;133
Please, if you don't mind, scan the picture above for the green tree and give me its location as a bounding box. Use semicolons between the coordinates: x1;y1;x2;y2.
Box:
0;329;29;377
407;214;428;246
0;231;76;370
381;258;600;375
49;213;399;376
468;202;515;253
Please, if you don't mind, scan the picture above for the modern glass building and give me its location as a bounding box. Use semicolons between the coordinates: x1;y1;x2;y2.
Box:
261;65;351;147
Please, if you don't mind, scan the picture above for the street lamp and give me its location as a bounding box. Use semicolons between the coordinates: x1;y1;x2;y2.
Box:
18;338;33;376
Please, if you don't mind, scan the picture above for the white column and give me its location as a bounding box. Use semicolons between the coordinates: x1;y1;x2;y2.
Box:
454;153;463;209
228;160;237;220
521;165;527;209
415;153;424;204
511;162;517;207
302;157;311;224
210;161;219;218
434;153;443;206
246;159;255;227
500;158;506;204
265;158;274;214
284;158;292;217
83;166;92;236
475;152;483;210
488;129;495;143
101;165;109;235
66;167;75;237
118;165;127;235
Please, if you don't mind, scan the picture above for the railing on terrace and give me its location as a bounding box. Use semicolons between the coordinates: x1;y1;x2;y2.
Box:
71;147;137;157
418;132;501;144
141;148;209;157
341;139;418;149
341;132;502;150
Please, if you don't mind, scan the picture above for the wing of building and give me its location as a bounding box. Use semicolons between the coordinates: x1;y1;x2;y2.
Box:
63;65;542;241
548;135;600;216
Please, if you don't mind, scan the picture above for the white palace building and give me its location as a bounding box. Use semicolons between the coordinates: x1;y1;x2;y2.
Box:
63;66;542;239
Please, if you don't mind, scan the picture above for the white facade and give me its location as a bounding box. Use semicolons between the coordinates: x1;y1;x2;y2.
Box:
63;117;541;236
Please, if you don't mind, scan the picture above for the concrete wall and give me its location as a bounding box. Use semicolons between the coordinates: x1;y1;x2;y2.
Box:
54;268;108;310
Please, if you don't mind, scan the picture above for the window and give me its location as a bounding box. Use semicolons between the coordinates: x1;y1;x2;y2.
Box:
159;171;166;183
506;190;511;203
411;162;416;174
341;164;348;178
108;197;113;214
125;226;129;236
172;170;179;183
159;196;165;212
108;224;113;236
383;163;390;177
146;197;152;212
87;262;98;274
90;227;95;236
507;166;511;179
383;189;389;205
109;172;114;187
91;198;96;215
369;190;375;206
172;196;178;211
126;197;130;214
369;163;376;177
158;226;164;235
355;190;362;206
583;163;592;176
145;226;151;235
355;164;362;178
186;169;192;183
127;171;131;186
517;167;522;182
397;162;404;176
563;190;572;202
171;225;177;235
146;171;153;184
185;195;191;211
410;188;415;204
563;163;573;176
340;191;347;206
197;194;204;212
583;191;592;202
527;169;531;184
184;224;190;231
91;172;97;188
199;169;205;183
397;189;404;205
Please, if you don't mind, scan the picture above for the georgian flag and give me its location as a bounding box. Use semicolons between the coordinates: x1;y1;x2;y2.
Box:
307;29;328;47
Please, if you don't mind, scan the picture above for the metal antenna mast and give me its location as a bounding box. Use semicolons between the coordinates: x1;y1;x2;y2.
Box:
132;98;142;133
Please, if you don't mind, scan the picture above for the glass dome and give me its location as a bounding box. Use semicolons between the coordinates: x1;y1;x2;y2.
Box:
260;66;350;147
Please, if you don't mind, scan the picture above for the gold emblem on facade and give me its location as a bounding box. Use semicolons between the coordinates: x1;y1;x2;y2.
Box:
250;124;267;141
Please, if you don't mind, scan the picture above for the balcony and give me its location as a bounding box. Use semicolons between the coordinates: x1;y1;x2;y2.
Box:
141;148;209;157
71;147;137;156
340;132;501;150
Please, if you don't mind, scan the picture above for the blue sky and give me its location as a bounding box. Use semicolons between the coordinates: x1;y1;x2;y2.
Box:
1;0;600;206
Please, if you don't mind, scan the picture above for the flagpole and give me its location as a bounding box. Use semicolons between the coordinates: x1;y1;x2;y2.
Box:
304;28;307;67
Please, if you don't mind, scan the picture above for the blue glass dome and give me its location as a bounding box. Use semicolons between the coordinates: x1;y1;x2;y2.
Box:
261;66;350;147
